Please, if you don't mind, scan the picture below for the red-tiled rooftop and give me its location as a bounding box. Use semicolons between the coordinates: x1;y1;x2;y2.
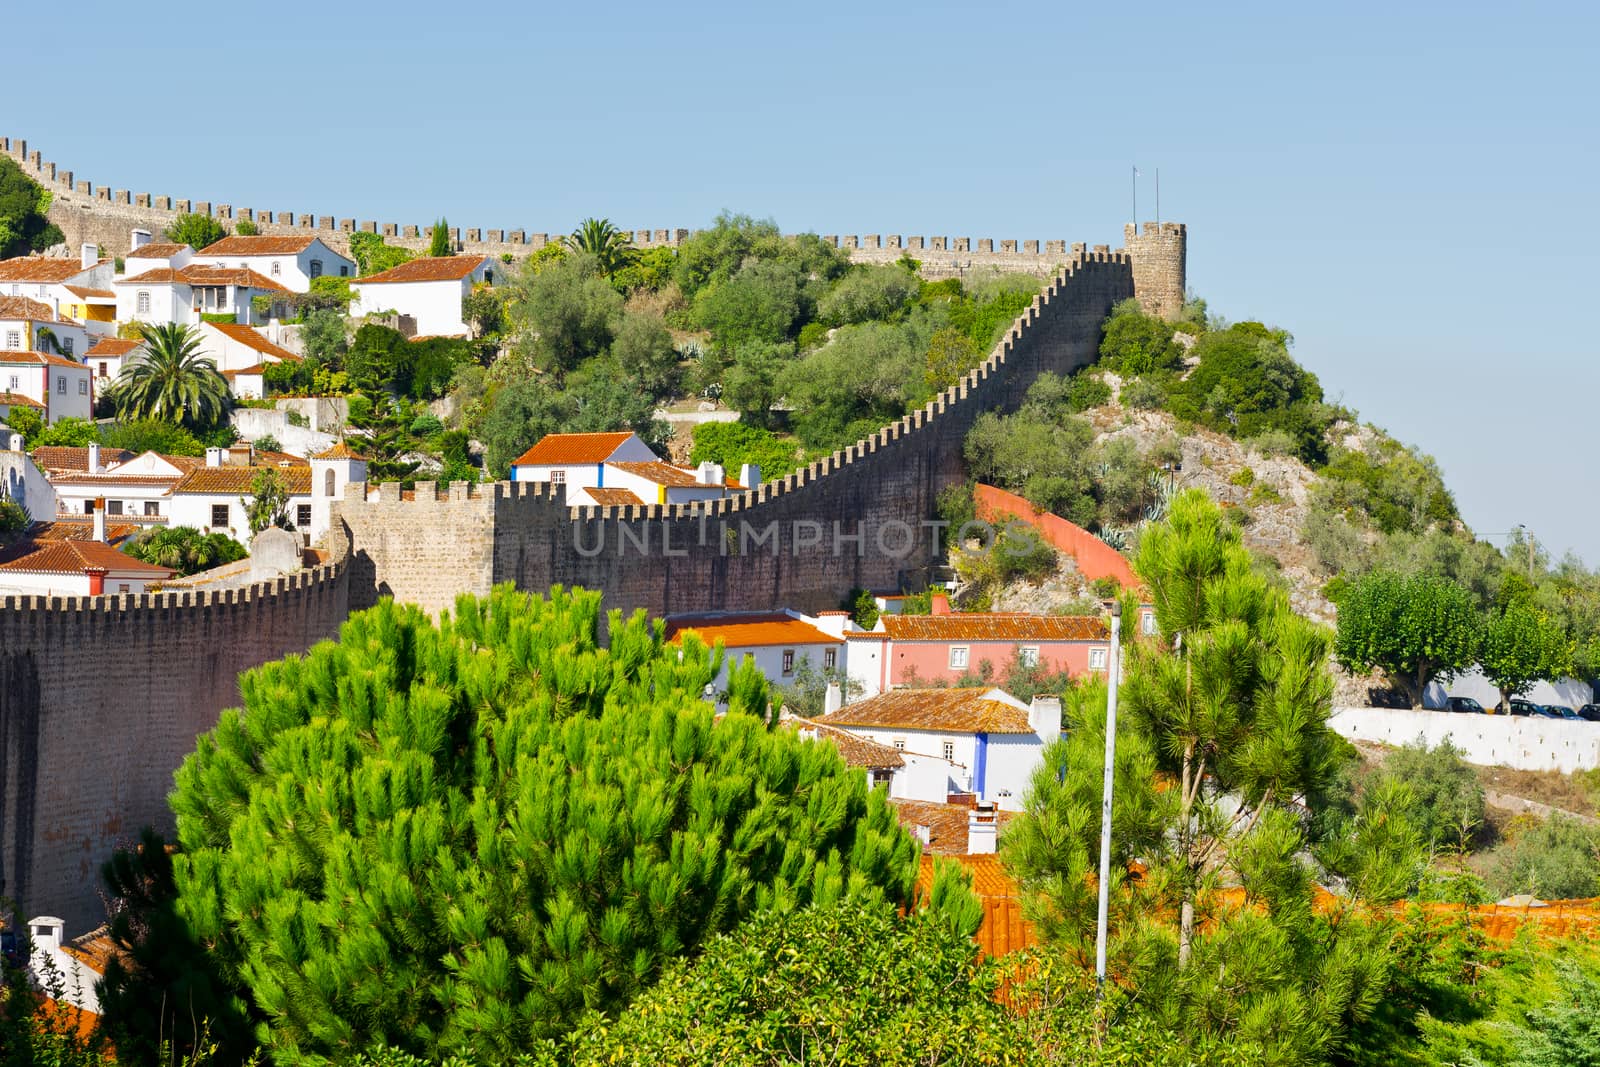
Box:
0;539;173;576
85;337;141;357
312;441;366;460
63;285;115;300
894;799;1017;857
802;720;905;768
874;613;1109;642
665;611;842;649
587;487;646;507
0;256;100;283
196;234;318;256
512;432;637;466
206;322;300;361
609;460;707;487
126;242;190;259
29;446;135;472
355;255;485;284
171;466;312;495
0;392;43;410
813;688;1034;735
119;265;290;293
0;295;74;324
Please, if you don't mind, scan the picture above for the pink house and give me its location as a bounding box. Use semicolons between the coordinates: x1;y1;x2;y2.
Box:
845;598;1109;698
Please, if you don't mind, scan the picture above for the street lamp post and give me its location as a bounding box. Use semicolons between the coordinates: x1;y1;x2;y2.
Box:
1094;600;1123;997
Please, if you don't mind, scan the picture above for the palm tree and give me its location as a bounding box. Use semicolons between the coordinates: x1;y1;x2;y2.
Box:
564;217;638;277
114;323;230;430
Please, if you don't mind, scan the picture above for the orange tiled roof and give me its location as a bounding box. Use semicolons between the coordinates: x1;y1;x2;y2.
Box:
814;689;1033;735
0;256;96;283
0;391;44;410
63;285;115;300
0;349;86;369
63;925;125;977
255;450;308;468
30;446;135;473
0;295;74;324
86;337;140;357
119;265;291;293
895;799;1017;857
804;720;904;768
356;255;485;284
878;613;1108;643
609;460;708;487
196;234;318;256
312;441;366;460
170;466;312;495
103;450;204;474
665;611;843;649
913;853;1033;958
206;322;300;361
0;539;174;576
29;519;145;543
512;432;637;466
47;472;181;487
126;242;190;259
587;487;645;507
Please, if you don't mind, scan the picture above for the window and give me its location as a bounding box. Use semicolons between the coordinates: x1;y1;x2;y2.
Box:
62;337;73;355
1142;611;1157;636
6;374;16;390
78;379;88;395
550;469;566;485
309;259;324;279
270;261;281;277
781;649;795;676
107;500;123;515
118;584;130;594
942;741;955;762
56;376;65;394
210;504;229;528
949;646;969;670
4;331;17;349
98;363;108;378
1019;646;1039;666
823;649;837;670
893;738;906;752
296;504;312;528
82;500;93;514
136;291;150;314
144;501;159;516
324;469;336;496
338;265;348;277
1089;647;1108;671
485;270;494;285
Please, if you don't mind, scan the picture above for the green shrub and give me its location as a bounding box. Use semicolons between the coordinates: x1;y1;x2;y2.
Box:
1229;467;1256;487
1121;374;1167;410
409;412;444;437
689;421;801;480
1480;814;1600;900
1065;372;1112;412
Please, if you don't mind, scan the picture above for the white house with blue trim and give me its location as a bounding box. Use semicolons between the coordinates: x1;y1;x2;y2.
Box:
805;687;1060;812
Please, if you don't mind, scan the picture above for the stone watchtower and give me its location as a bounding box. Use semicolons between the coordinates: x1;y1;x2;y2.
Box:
1123;222;1187;320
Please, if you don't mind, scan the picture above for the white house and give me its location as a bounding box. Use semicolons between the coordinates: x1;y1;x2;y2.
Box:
0;346;94;425
508;431;758;506
195;322;302;398
1;294;91;364
664;610;847;694
83;336;145;386
167;452;315;544
803;688;1061;812
0;249;116;336
123;239;194;272
191;234;355;292
348;255;495;336
115;264;289;327
46;444;201;521
0;532;175;596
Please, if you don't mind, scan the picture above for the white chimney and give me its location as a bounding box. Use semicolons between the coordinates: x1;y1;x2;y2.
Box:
81;243;98;269
739;462;761;490
205;446;225;467
968;804;998;855
695;460;725;486
824;682;843;716
27;916;65;954
87;441;100;473
6;432;22;452
92;497;106;542
913;824;932;846
1029;695;1063;746
131;228;152;251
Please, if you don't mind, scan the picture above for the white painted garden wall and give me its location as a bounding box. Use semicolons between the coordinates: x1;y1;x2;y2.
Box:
1329;706;1600;772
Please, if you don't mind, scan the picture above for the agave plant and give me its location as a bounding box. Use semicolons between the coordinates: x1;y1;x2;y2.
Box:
1095;525;1130;551
1143;471;1178;525
564;217;638;277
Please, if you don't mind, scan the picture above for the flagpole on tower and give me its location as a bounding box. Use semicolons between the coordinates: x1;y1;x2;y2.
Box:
1132;165;1140;225
1156;168;1160;225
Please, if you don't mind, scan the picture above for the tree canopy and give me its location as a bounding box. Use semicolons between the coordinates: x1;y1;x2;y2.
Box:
1335;572;1483;708
164;213;228;250
0;155;63;257
112;324;231;430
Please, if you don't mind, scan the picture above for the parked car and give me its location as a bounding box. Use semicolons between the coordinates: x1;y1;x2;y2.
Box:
1507;698;1541;716
1579;704;1600;722
1528;703;1565;719
1543;704;1581;720
1442;696;1486;713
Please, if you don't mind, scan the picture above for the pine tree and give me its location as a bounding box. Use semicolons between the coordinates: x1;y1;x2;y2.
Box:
128;586;918;1062
1006;490;1421;1065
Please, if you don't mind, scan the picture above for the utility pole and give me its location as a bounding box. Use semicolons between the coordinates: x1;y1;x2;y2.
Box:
1094;600;1123;998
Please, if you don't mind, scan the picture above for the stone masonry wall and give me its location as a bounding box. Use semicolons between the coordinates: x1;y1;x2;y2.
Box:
1122;222;1187;320
0;563;349;928
334;250;1136;618
9;136;1094;279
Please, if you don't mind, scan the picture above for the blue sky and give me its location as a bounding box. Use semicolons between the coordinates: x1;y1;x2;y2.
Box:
10;1;1597;561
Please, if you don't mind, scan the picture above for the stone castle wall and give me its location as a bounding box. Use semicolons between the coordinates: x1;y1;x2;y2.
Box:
9;135;1103;281
333;249;1136;618
0;563;349;927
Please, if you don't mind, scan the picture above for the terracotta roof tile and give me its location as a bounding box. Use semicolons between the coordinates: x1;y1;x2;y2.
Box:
814;688;1034;734
196;235;317;255
29;519;147;544
0;349;86;369
355;255;486;284
665;612;843;649
512;432;637;466
0;295;74;324
0;392;44;410
118;264;291;293
126;242;190;259
206;322;300;361
255;450;307;468
63;285;115;300
312;441;366;460
63;925;125;977
587;487;645;507
895;799;1017;857
609;460;706;487
0;256;96;283
879;613;1108;642
85;337;141;357
802;720;905;768
29;446;135;473
47;472;181;487
170;466;312;495
0;539;174;576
